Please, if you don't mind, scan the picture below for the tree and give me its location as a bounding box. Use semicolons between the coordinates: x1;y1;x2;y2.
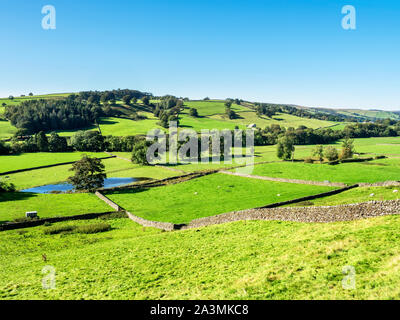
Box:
68;155;106;192
36;131;49;152
48;132;68;152
71;131;104;152
203;97;210;101
8;96;14;100
225;107;238;119
131;141;149;165
142;96;150;105
341;137;355;159
225;101;232;108
277;136;295;160
0;141;10;155
122;95;132;105
189;108;198;117
312;145;324;162
325;146;339;161
29;92;33;96
0;179;15;193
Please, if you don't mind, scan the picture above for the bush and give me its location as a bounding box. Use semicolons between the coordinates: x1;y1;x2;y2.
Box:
99;212;127;220
13;216;40;223
304;157;314;163
75;223;111;234
324;146;339;161
44;225;75;235
0;179;16;193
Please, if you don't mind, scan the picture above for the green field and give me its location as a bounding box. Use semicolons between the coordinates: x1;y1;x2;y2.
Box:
0;152;108;173
106;173;334;224
290;186;400;207
249;159;400;184
3;214;400;299
0;192;111;223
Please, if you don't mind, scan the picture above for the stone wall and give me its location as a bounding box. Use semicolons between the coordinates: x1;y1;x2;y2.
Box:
95;191;122;211
0;211;115;232
181;200;400;229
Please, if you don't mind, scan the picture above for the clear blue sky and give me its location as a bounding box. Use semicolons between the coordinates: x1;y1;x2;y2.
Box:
1;0;399;110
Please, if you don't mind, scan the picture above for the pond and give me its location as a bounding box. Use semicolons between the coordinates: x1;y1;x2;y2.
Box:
21;177;137;194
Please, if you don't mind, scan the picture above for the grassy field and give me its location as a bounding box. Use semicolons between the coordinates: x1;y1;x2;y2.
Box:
288;186;400;207
0;152;108;173
3;214;400;299
106;173;334;224
0;192;111;223
0;119;17;138
248;159;400;184
183;100;249;116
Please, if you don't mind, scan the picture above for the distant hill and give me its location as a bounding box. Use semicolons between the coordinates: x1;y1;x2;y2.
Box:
297;106;400;122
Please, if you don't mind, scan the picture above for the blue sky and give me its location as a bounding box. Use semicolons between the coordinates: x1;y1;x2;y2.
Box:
1;0;399;110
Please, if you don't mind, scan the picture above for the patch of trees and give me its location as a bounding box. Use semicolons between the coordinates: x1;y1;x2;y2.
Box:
254;121;400;147
254;103;357;122
5;98;103;134
77;89;152;105
0;179;15;193
9;132;69;154
153;96;182;128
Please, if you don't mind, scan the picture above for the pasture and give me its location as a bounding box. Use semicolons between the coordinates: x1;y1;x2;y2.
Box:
0;152;108;174
3;214;400;299
106;173;334;224
292;186;400;207
249;159;400;185
0;192;111;223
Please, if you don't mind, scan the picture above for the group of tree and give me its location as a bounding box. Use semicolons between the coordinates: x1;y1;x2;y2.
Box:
8;132;69;154
153;96;183;128
253;103;357;122
310;140;354;162
225;101;238;120
278;136;356;162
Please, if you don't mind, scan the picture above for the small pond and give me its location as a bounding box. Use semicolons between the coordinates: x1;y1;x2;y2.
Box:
21;177;137;194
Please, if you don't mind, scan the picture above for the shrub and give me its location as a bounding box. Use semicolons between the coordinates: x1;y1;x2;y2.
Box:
13;216;39;223
324;146;339;161
99;212;127;220
304;157;314;164
75;223;111;234
44;225;75;235
0;179;16;193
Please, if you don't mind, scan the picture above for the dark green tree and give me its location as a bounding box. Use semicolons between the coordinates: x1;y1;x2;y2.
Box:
68;155;106;192
131;141;149;165
277;136;295;160
36;131;49;152
189;108;199;117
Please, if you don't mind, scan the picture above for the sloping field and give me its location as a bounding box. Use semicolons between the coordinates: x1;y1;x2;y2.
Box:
3;214;400;299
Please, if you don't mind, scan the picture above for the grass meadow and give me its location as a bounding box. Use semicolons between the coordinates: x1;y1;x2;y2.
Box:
3;215;400;299
0;192;111;223
106;173;334;224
